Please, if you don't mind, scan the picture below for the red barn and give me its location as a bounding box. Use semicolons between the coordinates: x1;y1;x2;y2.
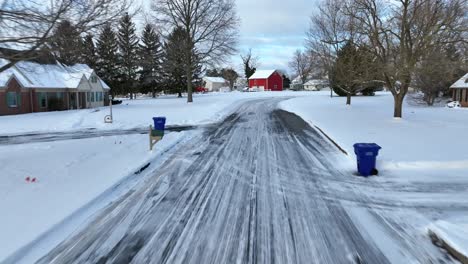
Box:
248;70;283;91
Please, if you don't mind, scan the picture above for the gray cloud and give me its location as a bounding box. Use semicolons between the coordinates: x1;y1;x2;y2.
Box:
234;0;316;73
140;0;316;74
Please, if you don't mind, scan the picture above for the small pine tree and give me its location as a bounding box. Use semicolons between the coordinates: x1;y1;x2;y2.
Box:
82;34;97;68
282;74;291;89
96;24;120;97
117;13;139;99
139;23;163;98
50;20;82;65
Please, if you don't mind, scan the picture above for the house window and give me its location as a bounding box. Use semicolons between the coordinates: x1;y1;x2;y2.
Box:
56;92;63;99
6;92;19;107
91;92;95;102
274;85;278;90
95;92;99;101
90;76;98;83
38;92;47;108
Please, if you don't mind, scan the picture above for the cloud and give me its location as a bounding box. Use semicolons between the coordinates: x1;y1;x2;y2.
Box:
233;0;316;72
139;0;316;73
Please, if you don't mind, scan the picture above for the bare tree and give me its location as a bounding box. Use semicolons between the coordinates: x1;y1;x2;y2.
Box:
349;0;467;117
241;48;259;80
307;0;352;97
153;0;239;103
289;49;313;84
414;44;466;105
0;0;130;72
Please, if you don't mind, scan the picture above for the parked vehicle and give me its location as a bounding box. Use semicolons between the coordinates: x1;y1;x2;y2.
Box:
196;86;208;93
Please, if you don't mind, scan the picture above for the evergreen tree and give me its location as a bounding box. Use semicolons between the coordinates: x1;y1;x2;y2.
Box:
82;34;97;68
205;68;222;77
117;13;139;99
96;23;119;97
162;27;201;97
330;41;381;105
139;23;163;98
50;20;82;65
282;74;291;89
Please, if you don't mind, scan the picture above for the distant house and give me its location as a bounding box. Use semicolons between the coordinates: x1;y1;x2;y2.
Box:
0;59;110;116
248;70;283;91
450;73;468;107
203;77;227;92
304;79;329;91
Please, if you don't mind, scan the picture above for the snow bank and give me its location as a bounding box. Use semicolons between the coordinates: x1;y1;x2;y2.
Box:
0;132;188;261
428;219;468;262
0;91;311;135
279;92;468;176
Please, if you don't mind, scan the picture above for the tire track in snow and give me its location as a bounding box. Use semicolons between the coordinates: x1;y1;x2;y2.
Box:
31;98;446;264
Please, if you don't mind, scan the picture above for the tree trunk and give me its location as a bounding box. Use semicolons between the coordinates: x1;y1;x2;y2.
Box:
394;93;404;118
346;92;351;105
185;40;193;103
178;91;182;98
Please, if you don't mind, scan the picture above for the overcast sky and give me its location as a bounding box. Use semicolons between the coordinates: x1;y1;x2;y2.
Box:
234;0;315;75
139;0;316;75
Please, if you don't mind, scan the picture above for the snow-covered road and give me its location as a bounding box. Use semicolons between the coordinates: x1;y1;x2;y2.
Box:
16;98;460;263
0;125;196;145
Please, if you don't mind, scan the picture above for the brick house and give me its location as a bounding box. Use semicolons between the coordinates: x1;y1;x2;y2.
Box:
0;59;110;116
450;73;468;107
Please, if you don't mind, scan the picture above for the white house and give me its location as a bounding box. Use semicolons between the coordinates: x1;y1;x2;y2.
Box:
203;77;227;92
303;79;329;91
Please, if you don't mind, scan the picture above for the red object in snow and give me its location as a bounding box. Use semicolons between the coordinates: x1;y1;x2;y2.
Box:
31;178;37;183
248;70;283;91
25;177;31;182
195;86;208;93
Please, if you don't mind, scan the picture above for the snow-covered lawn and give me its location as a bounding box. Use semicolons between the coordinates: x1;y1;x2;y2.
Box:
0;132;191;261
280;91;468;177
0;91;309;135
280;91;468;259
0;91;314;262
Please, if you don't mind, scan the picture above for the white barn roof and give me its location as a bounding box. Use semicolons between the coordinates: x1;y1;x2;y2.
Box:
249;70;276;79
450;73;468;89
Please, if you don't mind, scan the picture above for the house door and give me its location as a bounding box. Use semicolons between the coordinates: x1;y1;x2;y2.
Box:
69;93;77;109
79;93;87;109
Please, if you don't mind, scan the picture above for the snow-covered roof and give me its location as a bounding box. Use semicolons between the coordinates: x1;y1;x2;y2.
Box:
0;59;109;89
203;76;226;83
249;70;276;79
304;79;329;85
450;73;468;89
0;59;30;87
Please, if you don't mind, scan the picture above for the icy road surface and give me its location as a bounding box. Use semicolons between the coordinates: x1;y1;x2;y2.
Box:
31;98;460;264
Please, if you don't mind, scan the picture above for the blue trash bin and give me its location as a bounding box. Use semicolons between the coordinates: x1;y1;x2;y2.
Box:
353;143;381;176
152;117;166;131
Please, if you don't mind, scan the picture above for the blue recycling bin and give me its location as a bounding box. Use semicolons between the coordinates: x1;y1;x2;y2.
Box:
152;117;166;137
353;143;381;176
